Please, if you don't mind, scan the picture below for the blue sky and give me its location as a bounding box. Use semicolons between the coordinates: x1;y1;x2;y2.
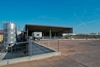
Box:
0;0;100;33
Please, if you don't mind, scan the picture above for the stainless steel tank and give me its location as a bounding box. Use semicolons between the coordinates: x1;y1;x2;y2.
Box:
17;30;22;42
3;22;16;47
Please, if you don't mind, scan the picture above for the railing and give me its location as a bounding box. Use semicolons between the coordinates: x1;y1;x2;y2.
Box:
0;39;61;66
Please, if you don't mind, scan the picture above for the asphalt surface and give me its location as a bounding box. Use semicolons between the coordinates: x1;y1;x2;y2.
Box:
0;40;100;67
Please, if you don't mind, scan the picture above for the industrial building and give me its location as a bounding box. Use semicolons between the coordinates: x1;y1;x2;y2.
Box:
0;23;73;42
0;22;73;66
23;24;73;39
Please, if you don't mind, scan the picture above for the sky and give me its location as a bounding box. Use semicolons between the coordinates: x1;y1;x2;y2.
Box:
0;0;100;34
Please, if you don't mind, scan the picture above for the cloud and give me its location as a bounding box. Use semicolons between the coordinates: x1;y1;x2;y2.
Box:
74;14;87;27
76;23;83;27
86;19;100;24
82;8;87;18
76;19;100;28
76;23;87;28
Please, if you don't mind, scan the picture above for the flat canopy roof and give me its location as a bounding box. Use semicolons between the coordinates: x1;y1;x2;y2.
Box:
24;24;73;33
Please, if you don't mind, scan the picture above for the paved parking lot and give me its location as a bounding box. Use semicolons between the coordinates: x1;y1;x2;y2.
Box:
0;40;100;67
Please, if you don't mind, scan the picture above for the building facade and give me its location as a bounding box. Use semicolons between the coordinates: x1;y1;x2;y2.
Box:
0;30;3;42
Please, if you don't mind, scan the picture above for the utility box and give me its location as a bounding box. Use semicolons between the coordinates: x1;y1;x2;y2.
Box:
32;32;42;40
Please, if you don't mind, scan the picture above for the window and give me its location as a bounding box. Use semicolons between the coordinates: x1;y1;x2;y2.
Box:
36;34;39;36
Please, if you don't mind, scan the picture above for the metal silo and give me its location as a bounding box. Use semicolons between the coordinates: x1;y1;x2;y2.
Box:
3;22;16;47
17;30;22;42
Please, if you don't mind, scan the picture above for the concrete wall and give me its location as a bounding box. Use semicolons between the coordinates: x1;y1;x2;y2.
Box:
0;52;61;66
0;34;3;42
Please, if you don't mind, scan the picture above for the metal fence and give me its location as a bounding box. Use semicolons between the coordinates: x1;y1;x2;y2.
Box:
36;39;60;52
0;39;60;66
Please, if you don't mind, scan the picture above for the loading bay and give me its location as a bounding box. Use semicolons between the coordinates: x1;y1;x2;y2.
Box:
0;40;100;67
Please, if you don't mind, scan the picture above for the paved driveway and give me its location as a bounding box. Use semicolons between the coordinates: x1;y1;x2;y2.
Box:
0;40;100;67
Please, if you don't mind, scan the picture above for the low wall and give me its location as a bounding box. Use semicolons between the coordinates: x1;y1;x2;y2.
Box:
0;52;61;66
0;40;61;66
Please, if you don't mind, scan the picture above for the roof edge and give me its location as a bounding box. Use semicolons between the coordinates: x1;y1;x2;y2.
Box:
25;24;73;28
